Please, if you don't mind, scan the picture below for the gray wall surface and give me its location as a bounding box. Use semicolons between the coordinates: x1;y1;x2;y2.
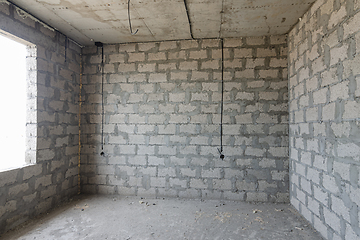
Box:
0;2;80;235
80;37;289;202
288;0;360;239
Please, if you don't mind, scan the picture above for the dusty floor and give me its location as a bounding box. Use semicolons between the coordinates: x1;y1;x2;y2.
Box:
1;195;323;240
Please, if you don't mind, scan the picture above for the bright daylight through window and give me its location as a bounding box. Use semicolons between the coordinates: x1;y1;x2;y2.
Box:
0;33;28;171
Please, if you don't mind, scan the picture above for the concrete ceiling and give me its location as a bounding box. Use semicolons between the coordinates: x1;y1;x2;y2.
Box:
9;0;316;46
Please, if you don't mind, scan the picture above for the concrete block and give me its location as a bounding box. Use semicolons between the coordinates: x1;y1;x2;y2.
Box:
234;48;252;58
179;61;198;70
169;114;188;123
41;185;56;199
343;11;360;39
9;183;29;196
246;37;265;45
169;178;187;188
333;161;350;182
270;58;287;68
148;52;166;61
138;42;156;52
259;69;278;78
223;38;242;47
159;41;177;51
235;92;254;100
189;50;207;59
118;63;136;72
246;58;265;69
180;168;196;177
190;179;208;189
212;179;232;190
223;191;245;201
313;87;328;105
181;40;199;49
323;174;339;195
246;192;268;202
236;180;256;191
343;101;360;119
257;48;276;57
201;190;222;199
150;177;166;188
259;92;279;100
247;80;265;88
148;115;166;124
119;145;136;155
168;51;186;60
138;104;155;114
201;60;219;69
149;73;167;83
235;69;254;78
158;167;176;177
314;215;328;239
345;223;360;240
109;53;125;63
128;74;146;83
337;143;360;161
128;53;145;62
271;171;288;181
169;93;185;102
323;207;341;234
138;63;156;72
202;169;221;178
35;175;52;189
331;195;351;223
23;165;43;180
158;63;176;71
137;125;155;134
225;59;242;69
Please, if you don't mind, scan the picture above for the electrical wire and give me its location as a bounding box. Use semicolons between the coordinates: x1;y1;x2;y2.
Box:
128;0;139;35
218;39;225;160
100;45;105;156
183;0;194;40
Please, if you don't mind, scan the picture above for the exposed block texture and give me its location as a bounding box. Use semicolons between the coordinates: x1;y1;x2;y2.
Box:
81;36;289;203
288;0;360;239
0;2;80;235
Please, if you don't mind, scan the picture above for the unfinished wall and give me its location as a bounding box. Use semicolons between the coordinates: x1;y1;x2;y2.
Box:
0;2;80;235
81;36;289;202
288;0;360;239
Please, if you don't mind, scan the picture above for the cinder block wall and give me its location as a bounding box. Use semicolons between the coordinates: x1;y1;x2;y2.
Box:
81;36;289;202
288;0;360;239
0;2;80;234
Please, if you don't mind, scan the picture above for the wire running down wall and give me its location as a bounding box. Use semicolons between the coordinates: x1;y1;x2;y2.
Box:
80;37;289;202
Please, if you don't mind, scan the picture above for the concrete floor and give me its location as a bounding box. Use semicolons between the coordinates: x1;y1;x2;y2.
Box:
2;195;323;240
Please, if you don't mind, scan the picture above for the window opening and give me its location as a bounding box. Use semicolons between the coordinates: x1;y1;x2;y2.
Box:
0;31;36;171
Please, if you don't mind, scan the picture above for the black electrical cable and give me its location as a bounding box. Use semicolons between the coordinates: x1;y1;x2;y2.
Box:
95;42;105;156
183;0;194;40
128;0;138;35
218;39;225;160
101;45;104;156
